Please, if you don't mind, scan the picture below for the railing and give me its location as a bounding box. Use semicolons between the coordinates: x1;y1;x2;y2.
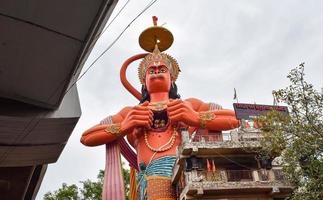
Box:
258;169;270;181
238;132;263;141
186;170;254;182
197;171;222;182
184;130;266;145
226;170;253;182
182;169;291;186
191;135;223;142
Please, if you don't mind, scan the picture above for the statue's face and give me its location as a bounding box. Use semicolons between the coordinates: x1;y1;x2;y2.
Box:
145;61;171;93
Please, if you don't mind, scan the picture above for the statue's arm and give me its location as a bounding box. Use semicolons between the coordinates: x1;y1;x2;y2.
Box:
80;107;130;146
167;98;239;131
81;102;152;146
187;98;240;130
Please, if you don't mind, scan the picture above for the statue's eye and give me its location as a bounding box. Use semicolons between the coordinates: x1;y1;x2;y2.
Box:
160;67;167;73
149;69;155;74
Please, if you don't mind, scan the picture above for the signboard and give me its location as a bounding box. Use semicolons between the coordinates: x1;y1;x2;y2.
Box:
233;103;289;120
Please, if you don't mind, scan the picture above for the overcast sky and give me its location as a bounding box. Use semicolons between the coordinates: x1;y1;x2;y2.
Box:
37;0;323;198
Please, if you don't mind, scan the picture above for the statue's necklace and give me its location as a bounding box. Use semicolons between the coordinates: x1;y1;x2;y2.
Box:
144;127;177;152
148;100;168;111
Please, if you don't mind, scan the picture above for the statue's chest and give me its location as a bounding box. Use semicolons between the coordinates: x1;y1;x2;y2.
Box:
141;127;180;152
148;129;172;138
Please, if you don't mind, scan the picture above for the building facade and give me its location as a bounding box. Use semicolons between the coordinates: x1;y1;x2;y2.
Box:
172;125;293;200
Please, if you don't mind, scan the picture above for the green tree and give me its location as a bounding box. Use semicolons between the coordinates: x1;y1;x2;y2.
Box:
122;166;130;200
79;170;104;200
44;183;79;200
260;63;323;200
44;164;130;200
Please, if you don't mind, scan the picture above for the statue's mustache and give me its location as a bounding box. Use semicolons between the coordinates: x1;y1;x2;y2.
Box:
149;74;164;79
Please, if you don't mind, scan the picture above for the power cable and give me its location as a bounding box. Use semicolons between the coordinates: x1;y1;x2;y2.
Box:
64;0;158;95
100;0;131;38
87;0;131;52
213;151;255;170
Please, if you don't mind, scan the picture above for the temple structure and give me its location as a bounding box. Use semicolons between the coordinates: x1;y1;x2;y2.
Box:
172;103;293;200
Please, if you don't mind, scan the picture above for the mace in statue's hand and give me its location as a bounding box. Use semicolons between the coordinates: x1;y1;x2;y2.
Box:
167;99;199;127
120;101;153;134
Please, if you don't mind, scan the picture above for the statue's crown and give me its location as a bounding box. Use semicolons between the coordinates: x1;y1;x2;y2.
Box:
138;45;180;84
138;17;180;84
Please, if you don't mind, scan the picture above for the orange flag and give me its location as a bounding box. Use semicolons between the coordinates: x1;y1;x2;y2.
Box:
207;159;211;172
212;160;216;172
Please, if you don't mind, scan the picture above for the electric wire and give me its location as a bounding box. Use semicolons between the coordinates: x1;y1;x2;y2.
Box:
101;0;131;38
87;0;131;51
64;0;158;95
213;150;256;170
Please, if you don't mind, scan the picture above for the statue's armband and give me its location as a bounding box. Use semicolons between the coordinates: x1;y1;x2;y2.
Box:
105;123;122;137
198;111;216;129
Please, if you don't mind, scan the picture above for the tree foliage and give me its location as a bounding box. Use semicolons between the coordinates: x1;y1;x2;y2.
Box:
259;63;323;200
44;164;130;200
44;183;79;200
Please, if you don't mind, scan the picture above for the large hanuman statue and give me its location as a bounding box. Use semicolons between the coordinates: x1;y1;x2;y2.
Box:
81;17;239;200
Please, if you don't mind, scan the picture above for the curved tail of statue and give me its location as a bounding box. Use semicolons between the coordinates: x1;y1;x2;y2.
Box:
120;53;147;101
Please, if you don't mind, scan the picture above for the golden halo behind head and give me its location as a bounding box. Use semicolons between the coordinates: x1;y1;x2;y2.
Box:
139;16;173;52
139;26;174;52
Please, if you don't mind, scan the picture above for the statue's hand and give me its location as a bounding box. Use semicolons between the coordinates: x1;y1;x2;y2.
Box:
167;99;199;126
120;101;153;134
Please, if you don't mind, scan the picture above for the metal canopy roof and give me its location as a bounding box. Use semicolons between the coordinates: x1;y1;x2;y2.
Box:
0;0;118;109
0;0;118;199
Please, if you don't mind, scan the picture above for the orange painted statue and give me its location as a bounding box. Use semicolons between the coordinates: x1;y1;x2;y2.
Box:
81;17;239;200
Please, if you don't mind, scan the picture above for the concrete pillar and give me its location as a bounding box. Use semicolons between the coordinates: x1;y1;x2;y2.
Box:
268;169;275;181
220;170;227;182
252;170;259;181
